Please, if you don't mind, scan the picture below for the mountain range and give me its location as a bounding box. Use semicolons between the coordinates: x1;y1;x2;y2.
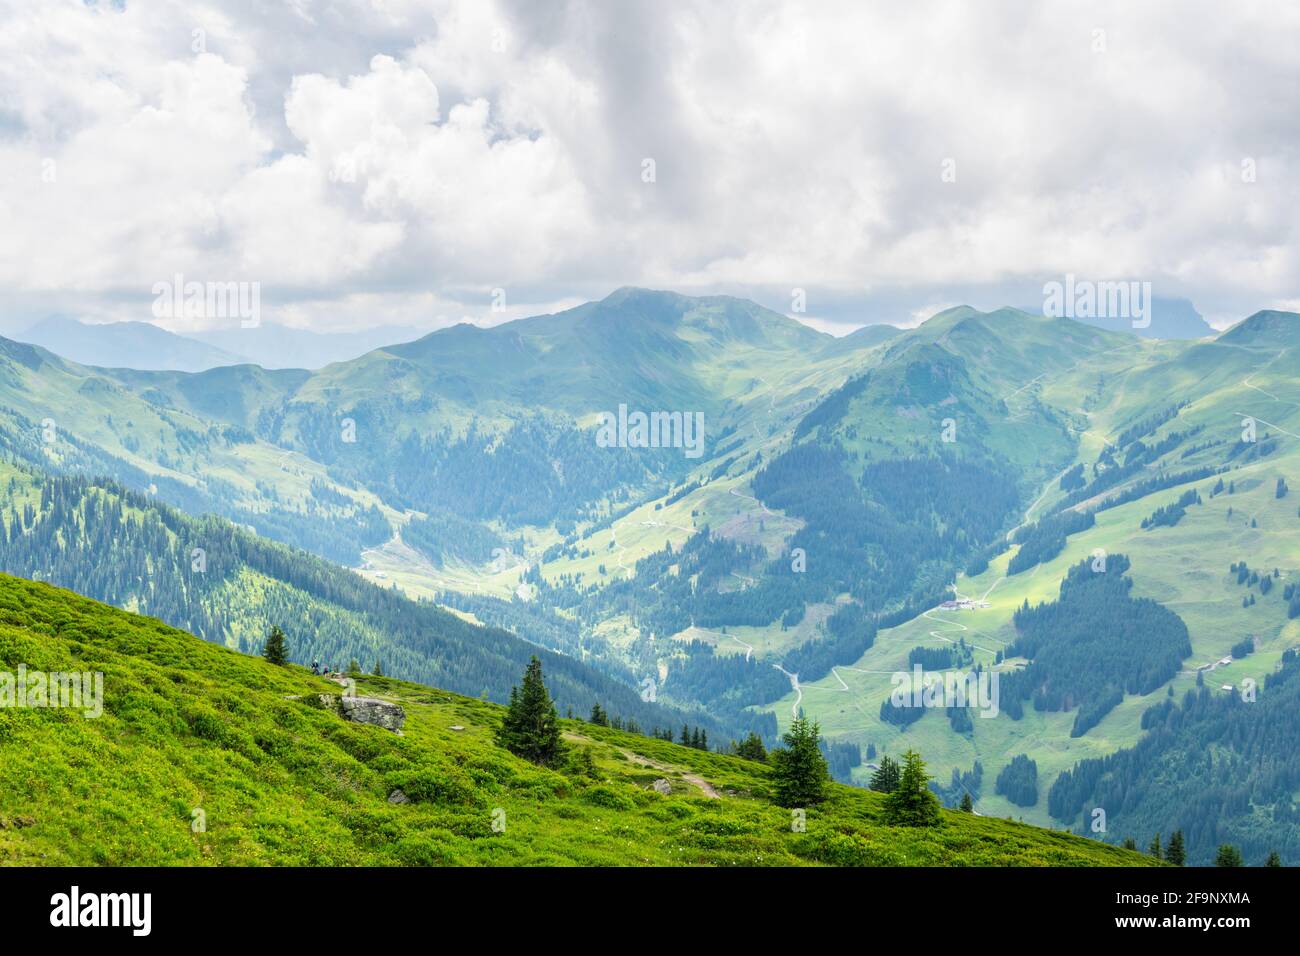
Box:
13;316;428;372
1;287;1297;863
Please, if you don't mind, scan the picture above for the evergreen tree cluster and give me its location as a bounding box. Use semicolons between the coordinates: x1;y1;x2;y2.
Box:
1001;555;1192;735
883;750;942;827
731;732;768;762
994;754;1039;807
1050;649;1300;866
401;509;520;568
930;761;983;808
0;466;711;738
1007;509;1095;575
870;755;901;793
819;738;862;784
1140;488;1201;530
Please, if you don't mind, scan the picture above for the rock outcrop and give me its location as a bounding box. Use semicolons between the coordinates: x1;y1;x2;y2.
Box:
317;694;406;733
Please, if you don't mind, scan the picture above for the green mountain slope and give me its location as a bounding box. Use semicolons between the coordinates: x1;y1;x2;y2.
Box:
0;463;717;738
1049;648;1300;866
0;573;1154;867
3;292;1298;861
0;340;387;564
771;311;1300;847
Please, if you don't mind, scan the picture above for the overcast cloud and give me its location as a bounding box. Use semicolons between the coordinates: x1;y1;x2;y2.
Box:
0;0;1296;335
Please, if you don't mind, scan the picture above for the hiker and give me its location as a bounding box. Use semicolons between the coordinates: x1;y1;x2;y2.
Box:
312;660;320;675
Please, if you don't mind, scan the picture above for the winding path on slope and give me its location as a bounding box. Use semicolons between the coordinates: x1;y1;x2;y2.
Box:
729;485;773;516
1229;411;1300;441
921;608;1001;656
640;519;696;535
728;634;754;661
609;527;631;575
618;749;722;799
1241;346;1294;407
772;664;802;716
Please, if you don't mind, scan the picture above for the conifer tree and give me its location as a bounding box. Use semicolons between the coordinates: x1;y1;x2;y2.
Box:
1214;844;1243;867
959;792;973;813
770;715;829;807
1166;830;1185;866
1148;833;1163;860
869;755;901;793
373;660;384;676
589;703;608;726
883;749;942;827
1265;850;1281;867
262;625;288;666
734;732;768;762
496;656;564;767
1122;837;1138;851
680;724;690;746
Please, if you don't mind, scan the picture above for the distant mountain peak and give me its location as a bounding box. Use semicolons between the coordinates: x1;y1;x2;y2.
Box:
15;316;248;372
1217;308;1300;346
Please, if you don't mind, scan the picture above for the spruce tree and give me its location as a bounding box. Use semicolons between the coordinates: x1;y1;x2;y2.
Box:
869;755;901;793
589;703;608;726
496;656;564;767
1122;837;1138;851
1265;850;1281;867
1148;833;1163;860
373;660;384;677
1214;844;1244;867
959;792;973;813
680;724;690;745
883;749;942;827
769;715;829;807
734;732;767;762
1166;830;1185;866
262;625;288;666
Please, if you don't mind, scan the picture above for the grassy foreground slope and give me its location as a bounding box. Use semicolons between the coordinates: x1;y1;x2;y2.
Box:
0;574;1151;867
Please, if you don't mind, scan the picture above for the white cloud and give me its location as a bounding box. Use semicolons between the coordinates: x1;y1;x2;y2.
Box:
0;0;1296;334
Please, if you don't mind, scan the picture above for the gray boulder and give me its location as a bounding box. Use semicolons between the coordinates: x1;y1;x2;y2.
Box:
317;694;406;733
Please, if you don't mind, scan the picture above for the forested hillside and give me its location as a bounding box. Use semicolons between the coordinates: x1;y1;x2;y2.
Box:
1050;649;1300;866
0;573;1154;867
0;463;716;738
3;295;1298;863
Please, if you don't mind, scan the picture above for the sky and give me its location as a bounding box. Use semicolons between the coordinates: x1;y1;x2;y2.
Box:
0;0;1297;336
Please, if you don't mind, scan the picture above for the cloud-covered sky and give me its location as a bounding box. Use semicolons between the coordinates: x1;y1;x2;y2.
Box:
1;0;1297;335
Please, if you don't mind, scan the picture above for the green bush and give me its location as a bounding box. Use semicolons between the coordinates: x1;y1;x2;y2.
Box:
385;766;483;807
581;785;636;810
794;831;907;866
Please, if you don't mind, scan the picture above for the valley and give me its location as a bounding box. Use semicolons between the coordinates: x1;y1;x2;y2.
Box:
2;290;1297;863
